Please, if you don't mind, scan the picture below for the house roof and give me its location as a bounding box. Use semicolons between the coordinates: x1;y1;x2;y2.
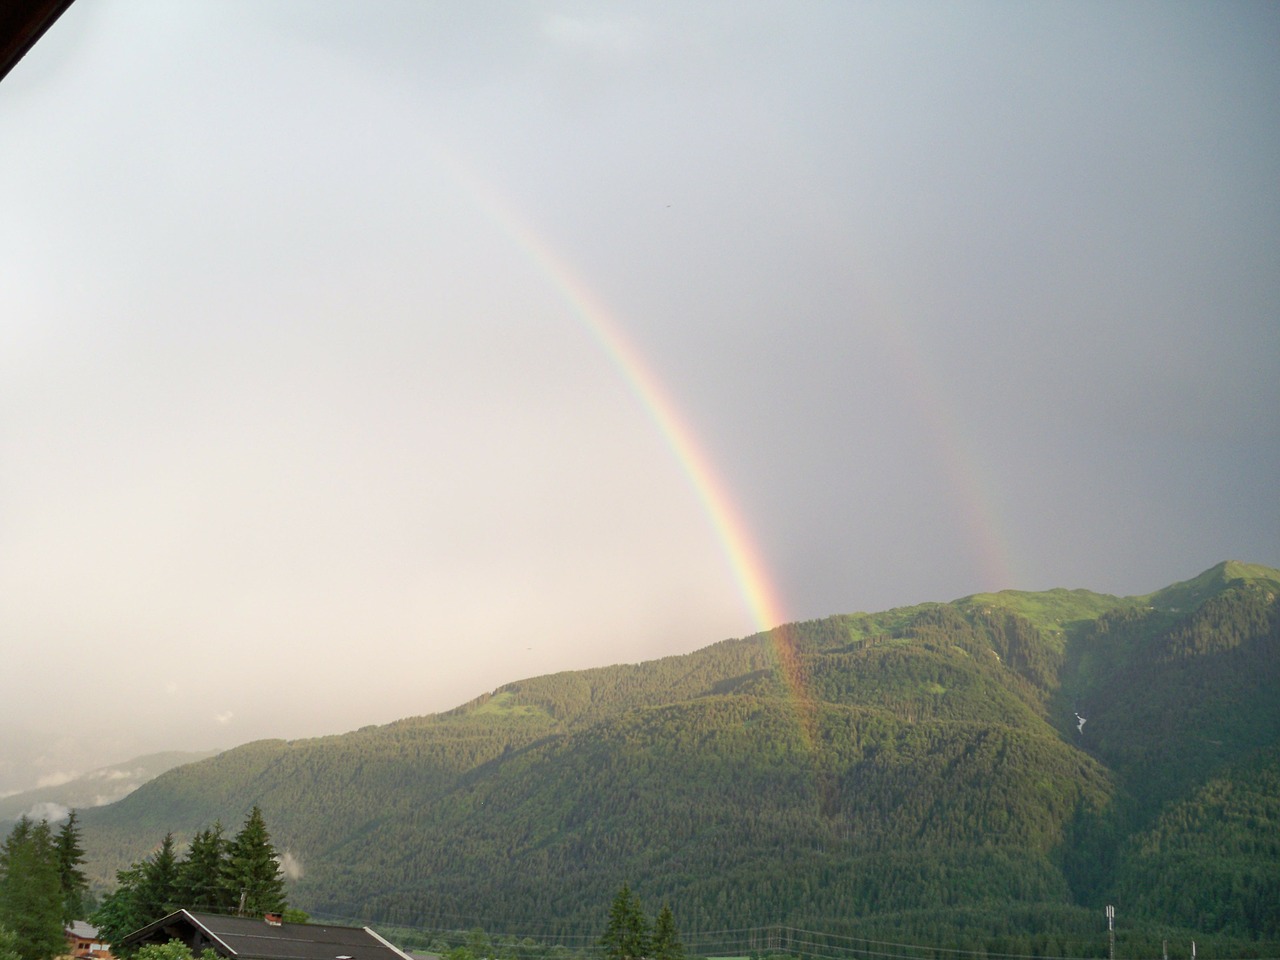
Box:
67;921;103;941
120;911;415;960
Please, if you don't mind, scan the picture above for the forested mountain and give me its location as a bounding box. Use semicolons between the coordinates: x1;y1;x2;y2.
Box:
0;752;219;832
77;562;1280;953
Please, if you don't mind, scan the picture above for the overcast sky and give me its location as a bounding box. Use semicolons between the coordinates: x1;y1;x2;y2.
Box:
2;1;1277;795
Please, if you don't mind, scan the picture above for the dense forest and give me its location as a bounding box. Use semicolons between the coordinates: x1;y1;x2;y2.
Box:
75;562;1280;956
0;812;89;960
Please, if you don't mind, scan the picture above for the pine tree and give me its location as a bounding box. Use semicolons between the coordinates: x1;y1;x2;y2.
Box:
0;818;31;875
223;807;286;917
0;818;66;960
176;823;232;913
135;833;180;922
650;906;684;960
54;811;89;924
600;884;649;960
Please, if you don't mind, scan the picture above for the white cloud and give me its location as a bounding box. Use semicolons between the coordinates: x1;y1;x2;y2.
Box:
277;850;304;880
88;767;135;781
35;771;77;789
26;801;70;822
214;712;234;726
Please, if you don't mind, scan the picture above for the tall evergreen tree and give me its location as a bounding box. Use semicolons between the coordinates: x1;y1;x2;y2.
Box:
0;818;66;960
176;823;231;913
223;807;286;917
135;833;180;922
0;819;31;875
600;885;649;960
54;811;89;924
650;906;684;960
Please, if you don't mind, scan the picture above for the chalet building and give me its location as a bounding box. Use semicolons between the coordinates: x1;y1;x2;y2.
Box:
64;921;113;960
119;911;415;960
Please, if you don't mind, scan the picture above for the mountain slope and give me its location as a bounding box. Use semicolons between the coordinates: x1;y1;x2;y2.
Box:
78;562;1280;949
0;750;219;829
1114;744;1280;939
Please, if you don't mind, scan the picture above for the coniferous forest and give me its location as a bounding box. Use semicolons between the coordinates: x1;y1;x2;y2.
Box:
66;562;1280;958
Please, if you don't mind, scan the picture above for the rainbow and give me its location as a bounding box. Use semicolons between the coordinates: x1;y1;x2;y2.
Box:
440;157;1020;751
444;160;820;744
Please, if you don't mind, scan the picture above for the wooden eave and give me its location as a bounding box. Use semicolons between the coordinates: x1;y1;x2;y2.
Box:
0;0;77;84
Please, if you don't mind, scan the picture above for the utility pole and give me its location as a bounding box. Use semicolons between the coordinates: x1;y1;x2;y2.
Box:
1106;905;1115;960
1163;940;1168;960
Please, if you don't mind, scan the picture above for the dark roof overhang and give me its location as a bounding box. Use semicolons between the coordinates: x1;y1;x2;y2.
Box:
0;0;77;84
119;911;415;960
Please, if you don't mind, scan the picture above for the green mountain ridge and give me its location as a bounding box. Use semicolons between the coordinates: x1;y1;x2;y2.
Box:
0;751;220;829
77;562;1280;951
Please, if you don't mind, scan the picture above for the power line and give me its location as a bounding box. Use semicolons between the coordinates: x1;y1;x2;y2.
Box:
310;913;1280;960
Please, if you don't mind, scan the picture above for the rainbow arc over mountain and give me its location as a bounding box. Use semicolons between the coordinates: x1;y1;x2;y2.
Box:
449;162;1015;751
